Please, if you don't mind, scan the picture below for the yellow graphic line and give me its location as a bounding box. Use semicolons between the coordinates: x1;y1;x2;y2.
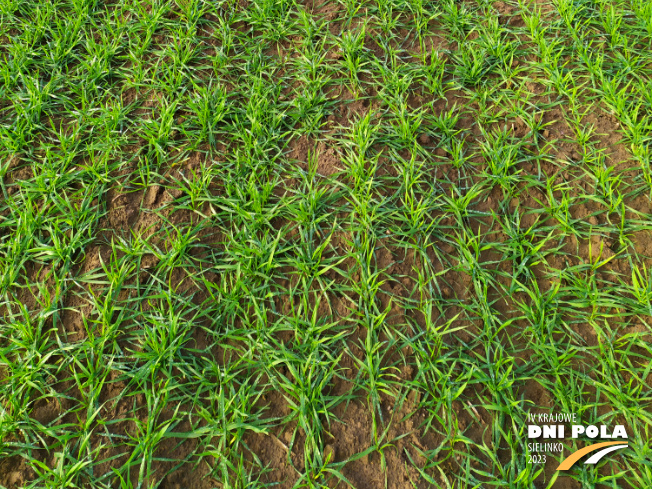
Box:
556;441;627;471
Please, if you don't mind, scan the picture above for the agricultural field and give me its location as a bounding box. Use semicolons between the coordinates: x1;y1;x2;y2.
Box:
1;0;652;487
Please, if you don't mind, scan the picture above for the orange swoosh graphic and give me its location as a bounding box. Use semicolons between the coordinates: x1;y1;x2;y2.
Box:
556;441;627;470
